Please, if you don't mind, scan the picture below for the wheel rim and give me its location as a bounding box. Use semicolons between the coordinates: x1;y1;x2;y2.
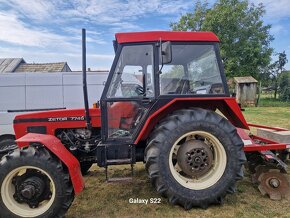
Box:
169;131;227;190
1;166;56;217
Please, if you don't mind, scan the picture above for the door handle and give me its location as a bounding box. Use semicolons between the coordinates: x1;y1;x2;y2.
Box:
141;98;152;104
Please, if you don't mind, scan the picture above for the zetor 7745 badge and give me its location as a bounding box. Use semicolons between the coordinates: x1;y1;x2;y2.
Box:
48;116;85;122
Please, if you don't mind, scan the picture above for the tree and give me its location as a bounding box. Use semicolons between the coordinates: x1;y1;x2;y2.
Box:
268;51;288;99
279;71;290;101
171;0;208;31
171;0;274;79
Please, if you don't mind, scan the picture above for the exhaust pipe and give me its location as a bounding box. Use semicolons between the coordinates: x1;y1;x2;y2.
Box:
82;28;92;129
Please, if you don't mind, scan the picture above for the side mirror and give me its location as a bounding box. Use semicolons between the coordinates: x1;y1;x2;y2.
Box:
161;41;172;64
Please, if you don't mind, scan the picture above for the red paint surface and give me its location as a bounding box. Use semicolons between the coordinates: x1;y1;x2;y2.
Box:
115;31;220;44
243;143;287;152
107;101;138;129
248;123;288;131
14;108;101;139
135;97;249;143
237;128;289;152
16;133;84;194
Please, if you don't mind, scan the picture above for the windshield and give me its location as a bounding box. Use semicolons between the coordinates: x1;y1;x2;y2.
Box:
160;44;225;95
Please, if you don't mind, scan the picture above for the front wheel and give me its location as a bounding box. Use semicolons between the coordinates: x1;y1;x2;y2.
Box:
0;147;74;218
0;138;17;159
145;109;245;209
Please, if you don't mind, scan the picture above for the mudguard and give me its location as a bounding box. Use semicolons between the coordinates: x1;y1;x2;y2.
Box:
15;133;84;194
135;97;249;143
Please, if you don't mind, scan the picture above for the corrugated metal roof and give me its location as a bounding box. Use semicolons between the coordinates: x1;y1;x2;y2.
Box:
0;58;25;73
234;76;258;83
14;62;71;72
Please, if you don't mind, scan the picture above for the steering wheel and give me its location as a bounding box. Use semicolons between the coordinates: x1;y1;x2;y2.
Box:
135;85;145;96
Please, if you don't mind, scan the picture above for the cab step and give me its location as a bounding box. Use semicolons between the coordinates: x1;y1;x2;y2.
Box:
106;158;132;165
96;143;136;182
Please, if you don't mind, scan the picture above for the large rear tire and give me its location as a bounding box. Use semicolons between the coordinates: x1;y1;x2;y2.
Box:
145;109;245;209
0;147;74;218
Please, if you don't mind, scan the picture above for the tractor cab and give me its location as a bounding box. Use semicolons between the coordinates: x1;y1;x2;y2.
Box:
100;31;229;144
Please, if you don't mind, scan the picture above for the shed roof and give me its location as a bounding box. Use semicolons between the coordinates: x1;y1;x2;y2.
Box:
234;76;258;84
14;62;71;72
0;58;25;73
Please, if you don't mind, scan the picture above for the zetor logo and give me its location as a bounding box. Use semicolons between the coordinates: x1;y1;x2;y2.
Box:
48;116;85;122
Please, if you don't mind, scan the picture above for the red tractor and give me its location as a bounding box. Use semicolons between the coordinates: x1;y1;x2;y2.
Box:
0;30;289;217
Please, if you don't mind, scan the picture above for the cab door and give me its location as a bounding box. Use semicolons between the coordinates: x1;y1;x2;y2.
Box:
100;43;157;143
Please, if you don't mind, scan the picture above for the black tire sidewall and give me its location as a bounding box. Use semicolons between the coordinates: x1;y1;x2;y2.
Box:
0;149;72;218
148;110;242;204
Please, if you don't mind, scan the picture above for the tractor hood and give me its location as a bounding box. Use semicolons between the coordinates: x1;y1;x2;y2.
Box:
14;108;100;123
13;108;101;139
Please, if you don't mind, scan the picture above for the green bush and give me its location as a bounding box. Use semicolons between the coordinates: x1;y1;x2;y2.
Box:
279;71;290;101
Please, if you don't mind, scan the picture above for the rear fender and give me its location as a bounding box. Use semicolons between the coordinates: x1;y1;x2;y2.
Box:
16;133;84;194
135;97;249;143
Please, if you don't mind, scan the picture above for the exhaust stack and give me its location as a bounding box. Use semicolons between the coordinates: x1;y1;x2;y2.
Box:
82;28;92;129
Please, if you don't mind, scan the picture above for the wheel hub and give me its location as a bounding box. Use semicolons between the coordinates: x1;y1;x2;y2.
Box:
12;171;52;208
21;184;36;199
177;140;213;178
269;178;280;188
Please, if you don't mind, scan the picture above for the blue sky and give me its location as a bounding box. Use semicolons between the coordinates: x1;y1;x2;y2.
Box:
0;0;289;71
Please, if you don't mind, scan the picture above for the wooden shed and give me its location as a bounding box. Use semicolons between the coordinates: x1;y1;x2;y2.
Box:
234;76;258;107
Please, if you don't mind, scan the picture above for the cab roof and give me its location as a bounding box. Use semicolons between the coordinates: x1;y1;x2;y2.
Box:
115;31;220;44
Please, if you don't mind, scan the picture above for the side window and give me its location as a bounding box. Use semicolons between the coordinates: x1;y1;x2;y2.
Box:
107;45;154;98
187;47;224;94
159;44;225;95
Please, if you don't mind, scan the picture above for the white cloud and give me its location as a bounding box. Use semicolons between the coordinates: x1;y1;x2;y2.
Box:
0;0;192;48
0;11;64;47
270;24;284;34
250;0;290;20
0;0;55;21
64;28;107;44
1;0;192;26
0;0;193;71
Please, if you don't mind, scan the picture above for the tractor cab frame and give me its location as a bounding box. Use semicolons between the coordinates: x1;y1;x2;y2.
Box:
96;31;247;168
100;36;230;143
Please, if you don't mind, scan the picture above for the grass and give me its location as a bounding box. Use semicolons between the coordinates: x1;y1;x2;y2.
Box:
243;107;290;130
66;107;290;218
256;93;290;107
258;98;290;107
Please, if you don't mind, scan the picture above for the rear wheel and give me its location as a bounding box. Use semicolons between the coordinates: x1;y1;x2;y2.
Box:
145;109;245;209
0;147;74;218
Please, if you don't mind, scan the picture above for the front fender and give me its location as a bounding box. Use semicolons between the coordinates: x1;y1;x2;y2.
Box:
16;133;84;194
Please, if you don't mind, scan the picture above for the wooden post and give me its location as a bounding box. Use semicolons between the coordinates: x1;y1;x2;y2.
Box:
256;81;261;107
